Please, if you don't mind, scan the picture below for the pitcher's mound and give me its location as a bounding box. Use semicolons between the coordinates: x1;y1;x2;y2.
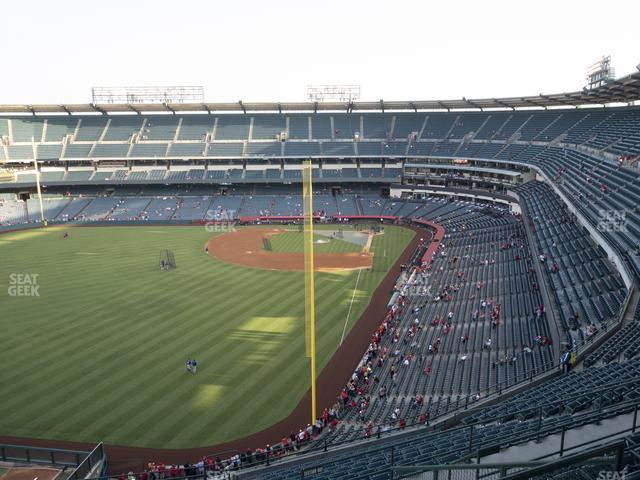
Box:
207;228;372;272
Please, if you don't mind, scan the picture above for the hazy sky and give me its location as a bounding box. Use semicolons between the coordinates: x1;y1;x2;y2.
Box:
1;0;638;104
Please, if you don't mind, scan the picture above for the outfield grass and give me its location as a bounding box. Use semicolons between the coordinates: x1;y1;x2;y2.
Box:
0;224;414;448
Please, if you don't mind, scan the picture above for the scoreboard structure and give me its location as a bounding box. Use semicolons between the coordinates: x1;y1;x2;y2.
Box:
91;86;205;104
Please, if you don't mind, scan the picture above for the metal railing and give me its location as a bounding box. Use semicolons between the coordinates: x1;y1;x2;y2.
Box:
67;443;108;480
0;443;91;468
389;400;639;480
391;440;625;480
230;368;640;471
223;342;561;474
297;400;636;479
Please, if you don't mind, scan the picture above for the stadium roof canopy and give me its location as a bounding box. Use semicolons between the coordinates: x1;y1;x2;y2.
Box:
1;70;639;116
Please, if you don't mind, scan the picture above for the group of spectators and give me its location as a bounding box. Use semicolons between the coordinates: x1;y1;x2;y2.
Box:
116;217;561;477
618;154;637;167
117;407;346;479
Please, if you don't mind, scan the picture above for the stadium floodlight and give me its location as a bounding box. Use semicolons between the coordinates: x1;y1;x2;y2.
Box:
585;56;615;90
92;86;205;104
307;85;360;103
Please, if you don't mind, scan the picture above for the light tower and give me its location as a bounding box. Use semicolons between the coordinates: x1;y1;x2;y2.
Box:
585;56;615;90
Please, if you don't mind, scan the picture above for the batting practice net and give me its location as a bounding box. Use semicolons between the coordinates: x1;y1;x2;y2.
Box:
159;249;176;270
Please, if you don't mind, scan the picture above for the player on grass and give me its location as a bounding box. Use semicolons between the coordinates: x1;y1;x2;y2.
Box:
186;357;192;373
191;358;197;374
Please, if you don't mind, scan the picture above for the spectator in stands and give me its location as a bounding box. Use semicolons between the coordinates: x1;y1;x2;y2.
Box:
329;417;339;432
391;408;399;422
365;420;374;437
569;312;579;330
560;347;572;373
378;385;387;398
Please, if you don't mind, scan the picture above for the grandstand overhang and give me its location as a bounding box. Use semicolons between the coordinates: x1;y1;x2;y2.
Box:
0;70;639;115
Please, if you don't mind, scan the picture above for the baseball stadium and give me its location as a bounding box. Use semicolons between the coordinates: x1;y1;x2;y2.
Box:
2;3;640;480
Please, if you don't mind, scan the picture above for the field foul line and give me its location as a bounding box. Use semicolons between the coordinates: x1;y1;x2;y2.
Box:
340;268;362;346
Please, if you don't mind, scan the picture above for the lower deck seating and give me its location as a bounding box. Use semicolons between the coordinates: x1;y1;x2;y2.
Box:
208;196;243;220
142;197;180;220
241;195;277;216
0;199;27;225
74;197;120;221
171;197;212;220
108;197;151;220
25;198;70;221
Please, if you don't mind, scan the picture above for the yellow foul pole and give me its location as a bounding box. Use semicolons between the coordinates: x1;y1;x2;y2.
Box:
303;160;317;423
33;159;47;226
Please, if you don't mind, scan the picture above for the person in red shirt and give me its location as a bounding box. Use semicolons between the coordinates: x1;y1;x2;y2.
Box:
399;419;406;429
365;420;374;437
330;418;339;431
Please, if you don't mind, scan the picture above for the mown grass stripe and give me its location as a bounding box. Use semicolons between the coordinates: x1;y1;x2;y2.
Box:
0;225;413;447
